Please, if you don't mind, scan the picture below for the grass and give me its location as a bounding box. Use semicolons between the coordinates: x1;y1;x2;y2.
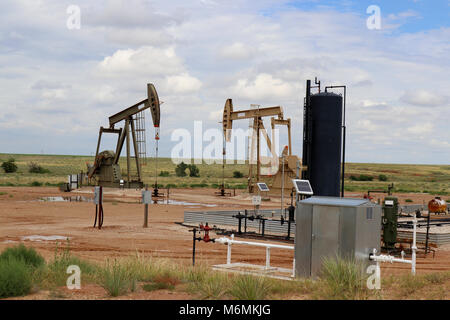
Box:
0;257;33;298
35;240;98;290
0;243;448;300
314;256;370;300
187;272;229;299
100;259;136;297
228;274;271;300
0;243;45;269
142;282;174;292
0;153;449;195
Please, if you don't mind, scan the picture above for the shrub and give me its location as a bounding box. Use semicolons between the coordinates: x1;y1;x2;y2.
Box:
190;183;208;188
31;181;43;187
317;256;369;300
424;272;448;284
101;260;136;297
28;162;50;174
398;274;425;296
378;174;388;181
175;162;188;177
405;199;413;203
0;257;32;298
142;282;174;292
158;171;170;177
0;244;45;269
233;171;244;178
187;164;200;177
1;158;18;173
228;275;270;300
189;273;229;299
349;175;373;181
41;241;97;288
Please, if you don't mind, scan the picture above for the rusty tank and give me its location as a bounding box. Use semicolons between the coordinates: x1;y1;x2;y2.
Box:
428;197;447;213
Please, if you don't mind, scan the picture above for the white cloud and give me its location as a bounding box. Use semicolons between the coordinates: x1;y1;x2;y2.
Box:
0;1;449;163
400;90;448;107
230;73;296;101
98;46;184;76
220;42;256;60
166;73;202;93
406;122;434;135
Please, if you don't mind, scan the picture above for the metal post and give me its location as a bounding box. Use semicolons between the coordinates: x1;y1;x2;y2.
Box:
125;119;131;187
227;234;234;265
143;185;148;228
238;214;242;235
244;210;247;234
425;211;431;254
266;247;271;269
192;228;197;266
281;154;285;213
412;213;417;275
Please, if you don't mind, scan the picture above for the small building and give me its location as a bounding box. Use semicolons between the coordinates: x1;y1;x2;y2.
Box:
295;197;381;277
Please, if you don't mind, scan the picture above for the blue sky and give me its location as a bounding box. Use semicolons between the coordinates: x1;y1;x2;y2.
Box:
285;0;449;32
0;0;449;165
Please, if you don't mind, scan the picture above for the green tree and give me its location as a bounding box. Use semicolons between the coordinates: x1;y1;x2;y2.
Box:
188;164;200;177
233;171;244;178
175;162;188;177
1;158;18;173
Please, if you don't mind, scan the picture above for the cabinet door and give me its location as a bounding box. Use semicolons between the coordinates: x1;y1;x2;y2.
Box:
311;205;340;276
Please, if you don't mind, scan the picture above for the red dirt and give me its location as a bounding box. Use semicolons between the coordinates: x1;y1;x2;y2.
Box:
0;186;449;299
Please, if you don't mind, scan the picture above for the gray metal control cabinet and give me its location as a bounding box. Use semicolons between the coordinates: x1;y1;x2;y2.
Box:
295;197;381;277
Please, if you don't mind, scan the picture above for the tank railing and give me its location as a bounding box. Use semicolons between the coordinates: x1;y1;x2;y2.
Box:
215;234;295;277
369;213;417;275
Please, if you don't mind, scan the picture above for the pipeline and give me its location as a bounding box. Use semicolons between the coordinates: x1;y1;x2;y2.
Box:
369;213;417;275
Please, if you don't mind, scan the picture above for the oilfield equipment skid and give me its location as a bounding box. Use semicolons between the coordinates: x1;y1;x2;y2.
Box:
222;98;301;194
88;83;160;188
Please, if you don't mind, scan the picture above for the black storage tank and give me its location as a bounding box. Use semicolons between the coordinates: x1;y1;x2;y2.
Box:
309;92;342;197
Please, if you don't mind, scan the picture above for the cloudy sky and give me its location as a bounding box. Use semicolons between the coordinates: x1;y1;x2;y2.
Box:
0;0;448;164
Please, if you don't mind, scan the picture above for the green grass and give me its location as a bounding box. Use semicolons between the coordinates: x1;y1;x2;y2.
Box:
188;272;229;299
0;257;33;298
0;243;45;269
314;256;370;300
1;153;448;194
228;274;271;300
35;240;97;290
0;242;448;300
100;259;136;297
142;282;174;292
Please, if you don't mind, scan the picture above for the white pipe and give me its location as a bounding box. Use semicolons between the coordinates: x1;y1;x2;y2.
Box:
369;213;417;275
411;212;417;275
266;247;271;269
370;252;412;264
215;236;294;250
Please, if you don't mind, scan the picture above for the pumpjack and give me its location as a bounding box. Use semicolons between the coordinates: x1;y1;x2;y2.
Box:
87;83;160;188
222;98;302;194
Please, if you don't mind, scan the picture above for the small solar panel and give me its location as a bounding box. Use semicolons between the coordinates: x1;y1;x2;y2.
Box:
256;182;270;192
292;179;313;195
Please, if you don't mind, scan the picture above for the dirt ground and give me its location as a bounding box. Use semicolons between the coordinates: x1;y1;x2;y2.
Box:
0;186;449;299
